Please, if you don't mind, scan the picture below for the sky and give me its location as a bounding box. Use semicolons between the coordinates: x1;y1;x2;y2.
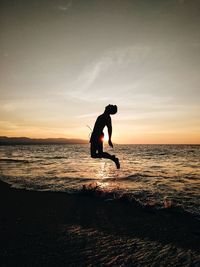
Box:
0;0;200;144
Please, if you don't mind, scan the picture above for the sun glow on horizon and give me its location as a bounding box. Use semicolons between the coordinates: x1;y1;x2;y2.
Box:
103;131;109;142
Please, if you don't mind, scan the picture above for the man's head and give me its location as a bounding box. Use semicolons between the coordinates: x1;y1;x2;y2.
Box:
105;104;118;115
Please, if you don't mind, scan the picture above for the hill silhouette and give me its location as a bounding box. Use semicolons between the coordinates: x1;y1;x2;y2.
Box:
0;136;88;145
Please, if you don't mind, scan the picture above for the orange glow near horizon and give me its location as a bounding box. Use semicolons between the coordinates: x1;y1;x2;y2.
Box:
0;129;200;144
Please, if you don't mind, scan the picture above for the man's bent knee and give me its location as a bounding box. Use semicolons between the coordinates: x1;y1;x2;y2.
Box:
91;152;101;158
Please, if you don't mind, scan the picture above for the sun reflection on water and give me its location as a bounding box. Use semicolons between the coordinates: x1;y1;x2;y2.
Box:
98;161;106;179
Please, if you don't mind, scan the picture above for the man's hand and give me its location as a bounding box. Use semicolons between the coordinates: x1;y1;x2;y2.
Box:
108;139;113;148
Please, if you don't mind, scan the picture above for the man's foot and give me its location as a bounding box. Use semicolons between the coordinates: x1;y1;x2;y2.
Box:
114;157;120;169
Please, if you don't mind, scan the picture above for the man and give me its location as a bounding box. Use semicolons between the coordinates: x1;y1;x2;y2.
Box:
90;104;120;169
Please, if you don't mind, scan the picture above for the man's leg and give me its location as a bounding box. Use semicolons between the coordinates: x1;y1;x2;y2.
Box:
91;141;120;169
98;142;120;169
101;152;115;160
90;142;101;158
101;152;120;169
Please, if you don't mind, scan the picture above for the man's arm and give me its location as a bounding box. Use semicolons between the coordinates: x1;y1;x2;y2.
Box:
107;116;113;148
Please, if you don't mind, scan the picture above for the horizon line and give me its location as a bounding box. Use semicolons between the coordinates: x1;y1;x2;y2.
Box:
0;136;199;145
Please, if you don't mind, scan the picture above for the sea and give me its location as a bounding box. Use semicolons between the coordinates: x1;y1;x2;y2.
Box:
0;144;200;217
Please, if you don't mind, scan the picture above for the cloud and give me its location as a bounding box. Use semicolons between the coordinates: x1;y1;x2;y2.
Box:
63;56;113;101
57;0;72;12
0;120;19;130
76;112;99;119
62;46;149;102
1;103;16;112
59;45;160;105
59;42;200;112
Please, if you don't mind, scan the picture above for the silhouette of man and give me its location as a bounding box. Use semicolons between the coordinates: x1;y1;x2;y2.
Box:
90;104;120;169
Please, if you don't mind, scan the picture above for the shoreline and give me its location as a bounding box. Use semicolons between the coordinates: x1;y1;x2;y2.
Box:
0;179;200;266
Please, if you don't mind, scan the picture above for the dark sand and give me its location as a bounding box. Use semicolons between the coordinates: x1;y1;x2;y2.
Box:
0;180;200;267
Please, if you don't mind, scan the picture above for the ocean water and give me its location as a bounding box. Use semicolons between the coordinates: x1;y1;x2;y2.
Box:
0;144;200;216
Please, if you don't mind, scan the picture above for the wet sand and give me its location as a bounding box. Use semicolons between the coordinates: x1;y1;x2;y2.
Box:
0;180;200;266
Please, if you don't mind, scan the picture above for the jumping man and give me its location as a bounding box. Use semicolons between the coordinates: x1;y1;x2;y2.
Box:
90;104;120;169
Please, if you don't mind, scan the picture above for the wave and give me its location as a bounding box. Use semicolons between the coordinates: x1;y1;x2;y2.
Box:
1;173;199;218
2;177;199;220
74;182;200;218
41;156;68;159
0;156;68;163
0;175;97;193
105;173;156;183
0;158;30;163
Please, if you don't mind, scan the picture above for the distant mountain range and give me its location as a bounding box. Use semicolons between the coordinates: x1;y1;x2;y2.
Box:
0;136;88;145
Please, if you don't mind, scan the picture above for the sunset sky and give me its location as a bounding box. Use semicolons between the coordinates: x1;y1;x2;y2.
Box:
0;0;200;144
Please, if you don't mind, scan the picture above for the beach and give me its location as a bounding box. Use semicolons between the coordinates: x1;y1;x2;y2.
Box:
0;180;200;267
